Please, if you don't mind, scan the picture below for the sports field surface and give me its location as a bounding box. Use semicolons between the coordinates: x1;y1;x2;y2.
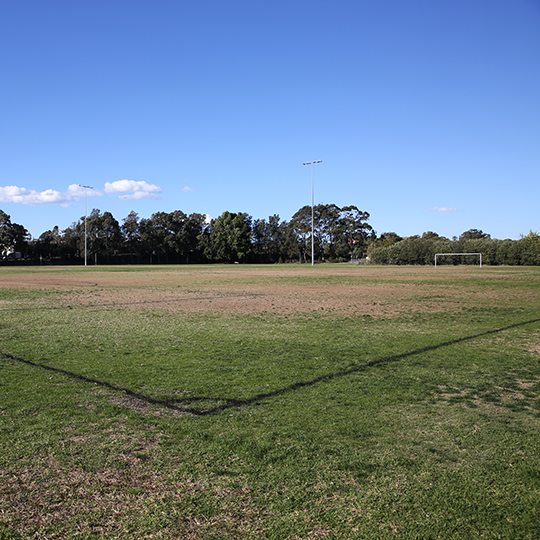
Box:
1;264;539;538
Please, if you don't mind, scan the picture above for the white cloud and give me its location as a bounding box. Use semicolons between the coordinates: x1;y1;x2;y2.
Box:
104;179;162;200
204;214;212;224
0;184;101;207
182;186;195;192
0;179;163;206
429;207;461;212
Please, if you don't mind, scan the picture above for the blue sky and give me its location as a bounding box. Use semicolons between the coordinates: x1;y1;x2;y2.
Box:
1;0;539;240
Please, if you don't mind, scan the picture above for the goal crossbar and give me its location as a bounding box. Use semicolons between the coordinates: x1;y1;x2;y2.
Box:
434;253;482;267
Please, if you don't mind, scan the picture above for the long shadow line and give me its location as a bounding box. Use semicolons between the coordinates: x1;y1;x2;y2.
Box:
196;316;540;415
2;317;539;417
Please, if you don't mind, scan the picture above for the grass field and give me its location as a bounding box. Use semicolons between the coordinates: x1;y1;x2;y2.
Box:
1;264;539;539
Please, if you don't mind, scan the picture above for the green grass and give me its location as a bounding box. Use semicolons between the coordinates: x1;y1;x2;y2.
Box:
1;265;539;538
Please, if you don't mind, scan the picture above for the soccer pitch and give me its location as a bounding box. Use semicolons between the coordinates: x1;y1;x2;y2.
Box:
1;264;539;538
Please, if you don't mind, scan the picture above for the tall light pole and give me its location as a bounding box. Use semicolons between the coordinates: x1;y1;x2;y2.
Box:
79;185;93;266
302;160;322;266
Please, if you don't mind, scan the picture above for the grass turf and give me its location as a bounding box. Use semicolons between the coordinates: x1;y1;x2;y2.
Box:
0;265;539;538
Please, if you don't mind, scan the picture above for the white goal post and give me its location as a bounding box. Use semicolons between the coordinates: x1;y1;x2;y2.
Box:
434;253;482;267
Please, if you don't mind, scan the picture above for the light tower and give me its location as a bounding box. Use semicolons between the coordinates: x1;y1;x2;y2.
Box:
78;185;94;266
302;160;322;266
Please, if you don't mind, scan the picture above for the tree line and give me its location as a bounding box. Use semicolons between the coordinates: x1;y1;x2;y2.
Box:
367;229;540;266
0;204;375;265
1;207;538;265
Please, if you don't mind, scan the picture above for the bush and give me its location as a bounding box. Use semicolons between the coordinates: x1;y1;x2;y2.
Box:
368;234;540;266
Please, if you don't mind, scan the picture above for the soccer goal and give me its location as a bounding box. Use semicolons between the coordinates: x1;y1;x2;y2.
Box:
434;253;482;267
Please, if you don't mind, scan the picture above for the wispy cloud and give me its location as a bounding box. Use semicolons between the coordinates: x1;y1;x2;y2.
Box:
429;207;461;212
182;186;195;192
0;184;101;207
104;180;162;200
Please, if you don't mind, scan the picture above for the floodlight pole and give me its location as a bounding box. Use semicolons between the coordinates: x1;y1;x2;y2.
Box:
303;160;322;266
79;185;93;266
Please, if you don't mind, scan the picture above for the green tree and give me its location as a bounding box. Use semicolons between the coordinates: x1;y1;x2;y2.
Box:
422;231;441;240
460;229;491;240
138;211;205;263
85;210;122;262
291;204;373;262
290;205;315;263
166;211;205;263
367;232;403;257
0;210;30;258
140;212;169;263
369;236;449;265
121;211;141;263
278;221;301;262
516;231;540;265
332;205;374;260
35;225;63;259
199;211;252;263
252;214;288;263
67;209;122;263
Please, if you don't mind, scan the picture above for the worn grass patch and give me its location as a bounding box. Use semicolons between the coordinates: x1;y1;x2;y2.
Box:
1;265;539;538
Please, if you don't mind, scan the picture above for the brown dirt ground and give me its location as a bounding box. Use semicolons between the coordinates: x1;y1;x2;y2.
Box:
1;265;531;317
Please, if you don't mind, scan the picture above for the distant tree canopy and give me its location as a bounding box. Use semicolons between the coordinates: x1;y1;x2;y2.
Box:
198;211;253;263
138;210;206;264
460;229;491;240
368;229;540;266
251;214;298;263
369;232;403;250
0;210;29;258
2;205;539;265
290;204;374;262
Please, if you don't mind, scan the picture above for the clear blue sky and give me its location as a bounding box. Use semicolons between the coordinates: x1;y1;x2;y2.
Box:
1;0;539;240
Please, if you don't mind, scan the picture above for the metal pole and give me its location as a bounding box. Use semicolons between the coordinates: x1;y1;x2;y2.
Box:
311;163;314;266
84;189;88;266
303;160;322;266
79;185;93;266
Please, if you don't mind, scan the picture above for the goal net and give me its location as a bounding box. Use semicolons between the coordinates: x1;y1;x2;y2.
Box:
434;253;482;267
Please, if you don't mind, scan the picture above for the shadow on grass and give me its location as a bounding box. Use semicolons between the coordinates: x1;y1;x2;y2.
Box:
2;317;540;416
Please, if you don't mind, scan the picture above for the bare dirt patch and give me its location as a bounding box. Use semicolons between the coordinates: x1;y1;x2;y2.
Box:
526;333;540;355
435;378;540;413
0;266;493;318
